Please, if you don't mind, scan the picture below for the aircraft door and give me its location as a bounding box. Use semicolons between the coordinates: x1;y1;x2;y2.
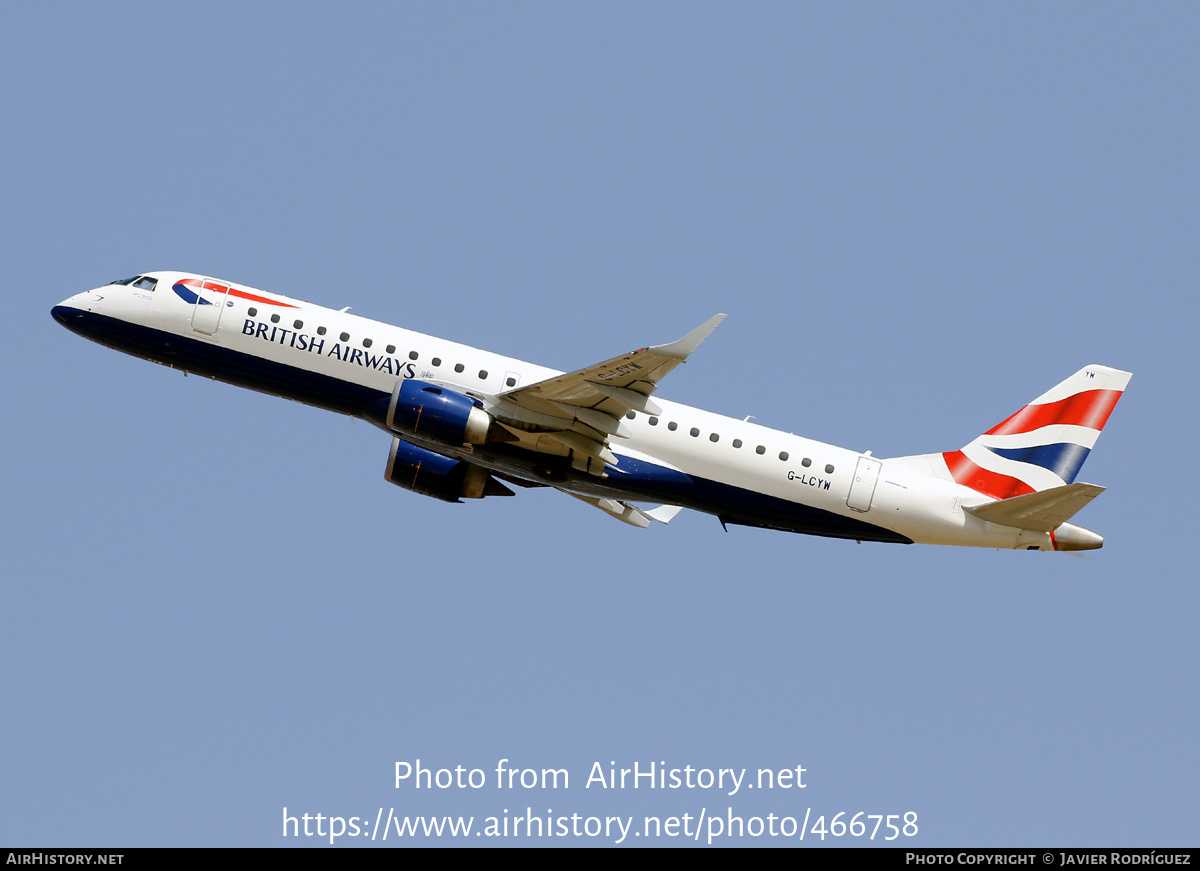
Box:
846;456;881;512
190;278;231;335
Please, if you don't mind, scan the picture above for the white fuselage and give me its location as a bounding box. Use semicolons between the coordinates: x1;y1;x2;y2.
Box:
52;271;1080;550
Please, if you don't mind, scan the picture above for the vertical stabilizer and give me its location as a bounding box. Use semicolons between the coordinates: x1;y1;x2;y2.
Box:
940;365;1131;499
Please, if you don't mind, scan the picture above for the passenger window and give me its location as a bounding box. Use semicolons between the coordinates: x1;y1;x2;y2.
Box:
340;332;350;342
732;439;742;448
478;370;488;380
709;433;719;443
317;326;327;336
779;451;789;461
668;422;678;431
433;358;442;367
454;363;465;373
293;320;303;329
825;464;835;474
690;427;700;437
409;351;418;360
755;445;766;455
248;307;258;317
802;458;811;467
363;338;372;348
507;377;517;387
386;344;396;354
271;314;280;323
649;417;659;426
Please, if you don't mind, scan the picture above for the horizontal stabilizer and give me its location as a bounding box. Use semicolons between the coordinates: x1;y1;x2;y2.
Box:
963;483;1105;532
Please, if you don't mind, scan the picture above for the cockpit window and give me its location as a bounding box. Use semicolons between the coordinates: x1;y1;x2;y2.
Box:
132;277;157;291
109;276;140;286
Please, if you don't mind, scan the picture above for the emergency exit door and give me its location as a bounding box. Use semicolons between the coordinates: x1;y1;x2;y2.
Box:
190;278;231;335
846;456;881;512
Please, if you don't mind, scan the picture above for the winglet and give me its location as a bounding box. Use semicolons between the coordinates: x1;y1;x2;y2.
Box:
642;504;684;524
564;492;684;528
649;314;726;360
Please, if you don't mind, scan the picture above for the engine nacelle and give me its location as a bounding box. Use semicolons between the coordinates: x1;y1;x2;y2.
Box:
384;437;514;502
387;379;491;445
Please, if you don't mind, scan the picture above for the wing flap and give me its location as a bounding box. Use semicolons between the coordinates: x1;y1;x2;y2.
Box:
586;383;663;417
548;401;633;439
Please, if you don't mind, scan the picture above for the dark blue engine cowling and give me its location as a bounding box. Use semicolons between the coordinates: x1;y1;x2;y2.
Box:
387;379;491;445
385;437;514;502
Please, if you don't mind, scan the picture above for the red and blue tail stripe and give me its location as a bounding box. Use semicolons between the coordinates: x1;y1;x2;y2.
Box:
984;388;1123;436
941;366;1131;501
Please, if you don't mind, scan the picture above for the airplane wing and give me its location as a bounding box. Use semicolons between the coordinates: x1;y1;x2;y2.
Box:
491;314;725;475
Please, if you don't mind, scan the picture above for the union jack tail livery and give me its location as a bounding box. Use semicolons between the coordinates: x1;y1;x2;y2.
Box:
941;365;1131;501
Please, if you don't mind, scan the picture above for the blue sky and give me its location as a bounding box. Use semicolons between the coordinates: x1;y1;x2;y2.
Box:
2;2;1197;846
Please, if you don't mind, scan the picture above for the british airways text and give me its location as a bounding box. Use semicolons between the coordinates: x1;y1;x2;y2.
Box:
242;318;417;378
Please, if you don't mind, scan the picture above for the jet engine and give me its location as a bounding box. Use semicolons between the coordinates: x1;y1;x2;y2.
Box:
384;437;514;502
387;379;491;446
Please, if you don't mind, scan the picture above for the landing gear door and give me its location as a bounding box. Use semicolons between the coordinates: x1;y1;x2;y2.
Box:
846;456;881;512
191;278;231;336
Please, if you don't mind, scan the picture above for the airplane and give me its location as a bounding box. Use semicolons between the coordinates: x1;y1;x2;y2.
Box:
52;271;1131;551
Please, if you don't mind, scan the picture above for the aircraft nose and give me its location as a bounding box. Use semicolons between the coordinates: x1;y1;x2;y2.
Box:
52;291;103;336
51;303;77;327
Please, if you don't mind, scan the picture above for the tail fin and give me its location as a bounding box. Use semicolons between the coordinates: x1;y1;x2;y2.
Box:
939;365;1131;499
